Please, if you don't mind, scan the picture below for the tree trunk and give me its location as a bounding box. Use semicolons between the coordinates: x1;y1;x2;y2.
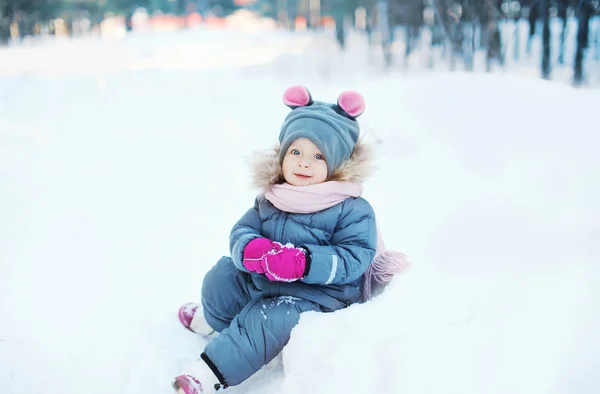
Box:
485;0;502;72
574;0;593;85
378;0;392;67
511;0;521;61
0;16;10;44
557;0;568;64
540;0;551;79
527;0;538;55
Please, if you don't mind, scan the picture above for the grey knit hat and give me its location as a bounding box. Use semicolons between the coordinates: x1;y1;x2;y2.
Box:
278;86;366;176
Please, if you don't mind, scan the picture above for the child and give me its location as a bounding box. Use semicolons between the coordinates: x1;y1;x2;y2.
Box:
172;86;408;394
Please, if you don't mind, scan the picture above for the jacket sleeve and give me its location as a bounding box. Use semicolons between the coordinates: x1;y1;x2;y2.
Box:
229;198;263;272
300;198;377;285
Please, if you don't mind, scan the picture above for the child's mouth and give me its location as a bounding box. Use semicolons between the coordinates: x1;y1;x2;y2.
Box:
294;173;311;179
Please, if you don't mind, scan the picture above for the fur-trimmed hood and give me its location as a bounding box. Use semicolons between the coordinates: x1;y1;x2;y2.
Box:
251;137;375;192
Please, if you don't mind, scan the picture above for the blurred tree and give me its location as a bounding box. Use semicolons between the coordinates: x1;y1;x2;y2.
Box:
0;6;10;43
509;0;522;61
389;0;424;66
557;0;568;64
329;0;359;49
107;0;150;14
361;0;376;45
378;0;392;66
1;0;64;37
540;0;550;78
447;0;464;71
485;0;503;72
524;0;538;55
460;0;482;71
573;0;594;85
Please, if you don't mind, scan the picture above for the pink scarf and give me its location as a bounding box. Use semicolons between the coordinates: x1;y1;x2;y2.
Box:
264;181;410;300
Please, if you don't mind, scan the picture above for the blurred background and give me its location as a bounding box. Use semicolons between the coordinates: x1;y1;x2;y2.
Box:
0;0;599;85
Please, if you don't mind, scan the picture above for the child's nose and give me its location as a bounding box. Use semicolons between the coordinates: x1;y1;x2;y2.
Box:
298;158;309;168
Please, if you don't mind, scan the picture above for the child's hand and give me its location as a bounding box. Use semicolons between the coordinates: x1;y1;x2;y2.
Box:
243;238;281;273
261;245;307;282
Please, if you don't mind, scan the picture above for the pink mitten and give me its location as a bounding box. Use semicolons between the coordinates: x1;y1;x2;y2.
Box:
261;245;306;282
243;238;280;273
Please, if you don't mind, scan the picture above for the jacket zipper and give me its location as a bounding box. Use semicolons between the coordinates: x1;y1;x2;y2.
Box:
279;212;288;242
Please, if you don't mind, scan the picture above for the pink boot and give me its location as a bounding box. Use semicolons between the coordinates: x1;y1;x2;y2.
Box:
172;375;204;394
178;302;200;331
178;303;218;338
172;357;222;394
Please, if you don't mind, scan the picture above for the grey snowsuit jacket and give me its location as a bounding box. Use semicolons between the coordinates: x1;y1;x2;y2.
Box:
200;140;377;388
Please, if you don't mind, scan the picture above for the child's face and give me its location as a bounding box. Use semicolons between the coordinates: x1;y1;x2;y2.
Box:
281;138;328;186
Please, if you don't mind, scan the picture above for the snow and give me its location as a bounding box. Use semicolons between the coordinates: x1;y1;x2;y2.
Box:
0;28;312;77
1;26;599;394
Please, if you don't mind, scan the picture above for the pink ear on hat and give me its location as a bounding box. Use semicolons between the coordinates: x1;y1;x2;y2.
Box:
283;85;313;109
337;90;366;118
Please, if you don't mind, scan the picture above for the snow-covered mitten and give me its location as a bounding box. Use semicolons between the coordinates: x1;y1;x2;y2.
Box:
261;245;308;282
178;303;218;338
242;237;281;273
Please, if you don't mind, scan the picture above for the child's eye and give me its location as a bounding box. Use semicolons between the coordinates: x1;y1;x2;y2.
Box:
291;149;300;155
314;154;324;160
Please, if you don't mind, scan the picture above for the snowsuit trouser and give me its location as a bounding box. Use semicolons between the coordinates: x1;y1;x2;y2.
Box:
201;256;322;387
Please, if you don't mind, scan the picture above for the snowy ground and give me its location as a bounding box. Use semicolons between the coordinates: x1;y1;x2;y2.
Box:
1;25;599;394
